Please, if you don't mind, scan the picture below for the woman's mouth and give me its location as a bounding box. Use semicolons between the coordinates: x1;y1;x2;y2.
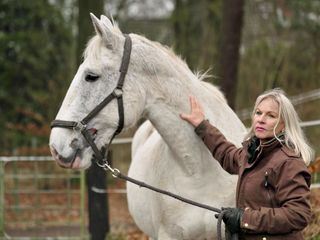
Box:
255;127;265;132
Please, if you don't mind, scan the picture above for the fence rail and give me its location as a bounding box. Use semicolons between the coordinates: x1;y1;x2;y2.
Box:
237;89;320;120
0;137;133;239
0;132;319;239
0;157;87;239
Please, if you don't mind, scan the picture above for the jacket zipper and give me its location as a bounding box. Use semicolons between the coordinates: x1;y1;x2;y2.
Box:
265;170;275;208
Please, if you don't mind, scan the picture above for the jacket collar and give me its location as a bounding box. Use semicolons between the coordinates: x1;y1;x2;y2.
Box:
244;132;285;148
245;133;285;164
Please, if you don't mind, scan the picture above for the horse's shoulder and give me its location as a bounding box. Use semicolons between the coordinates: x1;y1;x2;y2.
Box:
132;120;156;155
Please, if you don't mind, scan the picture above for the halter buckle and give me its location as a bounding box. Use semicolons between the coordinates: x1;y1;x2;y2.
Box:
113;88;123;98
74;121;87;132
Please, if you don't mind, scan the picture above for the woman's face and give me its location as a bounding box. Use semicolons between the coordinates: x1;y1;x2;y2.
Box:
252;97;285;142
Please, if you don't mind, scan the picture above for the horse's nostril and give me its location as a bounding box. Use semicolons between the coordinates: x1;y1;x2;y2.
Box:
89;128;97;135
88;128;98;139
70;138;80;149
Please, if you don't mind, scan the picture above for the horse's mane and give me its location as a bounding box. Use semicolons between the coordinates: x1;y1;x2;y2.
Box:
133;34;190;71
84;21;193;76
132;35;227;100
83;21;227;104
131;35;228;104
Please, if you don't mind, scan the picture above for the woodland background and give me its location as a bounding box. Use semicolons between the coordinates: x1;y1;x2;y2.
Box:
1;1;320;239
0;0;319;157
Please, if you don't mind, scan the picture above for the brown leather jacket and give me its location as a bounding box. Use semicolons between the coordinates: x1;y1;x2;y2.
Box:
195;120;312;240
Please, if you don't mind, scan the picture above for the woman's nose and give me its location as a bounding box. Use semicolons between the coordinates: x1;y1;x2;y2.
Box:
257;114;266;123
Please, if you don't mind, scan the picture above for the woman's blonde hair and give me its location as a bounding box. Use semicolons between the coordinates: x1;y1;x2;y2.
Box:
245;88;314;165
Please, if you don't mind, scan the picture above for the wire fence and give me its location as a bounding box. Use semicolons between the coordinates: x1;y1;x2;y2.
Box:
0;138;133;240
0;125;319;239
0;156;87;240
236;88;320;120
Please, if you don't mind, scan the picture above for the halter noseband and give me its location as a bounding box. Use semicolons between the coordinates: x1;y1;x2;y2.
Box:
51;34;132;167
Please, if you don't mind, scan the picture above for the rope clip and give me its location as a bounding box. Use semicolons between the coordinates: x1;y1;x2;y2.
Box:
97;160;120;178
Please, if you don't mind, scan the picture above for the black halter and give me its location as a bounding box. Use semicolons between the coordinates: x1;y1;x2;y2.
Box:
51;34;132;166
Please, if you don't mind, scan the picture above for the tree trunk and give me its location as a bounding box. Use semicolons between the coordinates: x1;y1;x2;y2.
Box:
86;159;110;240
77;1;109;239
219;0;245;109
77;0;104;66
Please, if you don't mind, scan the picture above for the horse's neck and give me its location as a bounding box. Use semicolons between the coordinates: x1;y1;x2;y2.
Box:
144;80;223;176
137;42;246;175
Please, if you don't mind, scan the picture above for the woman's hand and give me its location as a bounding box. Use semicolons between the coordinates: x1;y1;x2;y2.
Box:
180;95;205;127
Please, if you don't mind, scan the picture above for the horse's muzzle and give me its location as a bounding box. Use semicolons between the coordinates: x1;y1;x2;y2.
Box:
50;146;80;169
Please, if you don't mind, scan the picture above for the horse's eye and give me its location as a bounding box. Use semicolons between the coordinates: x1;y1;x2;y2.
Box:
85;73;100;82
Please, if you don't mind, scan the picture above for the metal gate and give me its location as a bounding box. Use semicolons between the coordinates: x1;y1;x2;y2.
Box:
0;156;87;239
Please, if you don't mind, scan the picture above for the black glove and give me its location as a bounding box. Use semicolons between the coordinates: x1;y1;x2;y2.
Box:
220;207;244;234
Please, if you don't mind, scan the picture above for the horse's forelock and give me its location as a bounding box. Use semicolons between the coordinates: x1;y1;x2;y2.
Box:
83;35;104;61
108;17;122;35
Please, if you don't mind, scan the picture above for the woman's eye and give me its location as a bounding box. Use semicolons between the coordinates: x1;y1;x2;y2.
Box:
255;111;262;115
85;73;100;82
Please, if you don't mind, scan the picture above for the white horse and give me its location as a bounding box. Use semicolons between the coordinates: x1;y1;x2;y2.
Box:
49;14;247;239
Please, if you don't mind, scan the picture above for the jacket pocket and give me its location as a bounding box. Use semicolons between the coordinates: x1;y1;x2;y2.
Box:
264;168;277;207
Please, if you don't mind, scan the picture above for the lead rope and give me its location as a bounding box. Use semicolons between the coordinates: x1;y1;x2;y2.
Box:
99;160;238;240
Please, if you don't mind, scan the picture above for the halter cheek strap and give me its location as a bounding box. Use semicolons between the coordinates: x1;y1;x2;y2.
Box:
51;34;132;166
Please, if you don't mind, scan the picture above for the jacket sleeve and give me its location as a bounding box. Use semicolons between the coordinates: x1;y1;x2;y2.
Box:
241;159;312;234
195;120;246;174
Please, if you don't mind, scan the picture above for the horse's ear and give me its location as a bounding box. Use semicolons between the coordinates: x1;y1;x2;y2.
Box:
90;13;105;37
100;15;114;29
90;13;119;49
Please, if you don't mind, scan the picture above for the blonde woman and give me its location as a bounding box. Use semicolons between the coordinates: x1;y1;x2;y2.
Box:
180;88;314;240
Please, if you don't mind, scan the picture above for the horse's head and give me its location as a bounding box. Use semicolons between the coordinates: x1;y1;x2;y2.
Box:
49;14;146;169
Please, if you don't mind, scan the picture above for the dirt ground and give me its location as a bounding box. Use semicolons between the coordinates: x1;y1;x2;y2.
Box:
108;184;148;240
4;181;320;239
109;184;320;240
